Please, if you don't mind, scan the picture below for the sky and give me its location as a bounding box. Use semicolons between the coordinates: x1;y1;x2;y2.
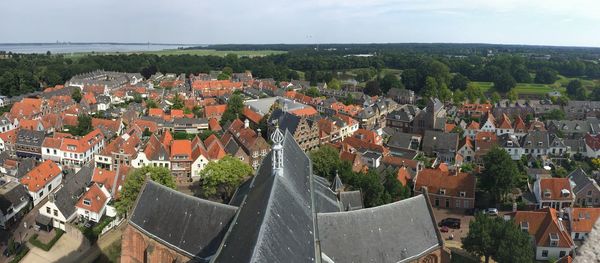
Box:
1;0;600;47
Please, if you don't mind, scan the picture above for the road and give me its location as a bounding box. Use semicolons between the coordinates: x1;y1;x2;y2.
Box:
0;197;46;263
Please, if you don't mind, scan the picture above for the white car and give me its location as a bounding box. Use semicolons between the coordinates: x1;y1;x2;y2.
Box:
485;208;499;216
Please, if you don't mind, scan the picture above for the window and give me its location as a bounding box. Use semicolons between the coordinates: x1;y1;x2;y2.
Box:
521;221;529;232
439;189;446;195
549;233;559;247
46;207;51;214
39;190;44;198
459;191;466;197
83;199;91;206
455;200;460;208
559;251;566;258
434;199;439;207
588;190;593;196
53;209;58;217
542;250;549;258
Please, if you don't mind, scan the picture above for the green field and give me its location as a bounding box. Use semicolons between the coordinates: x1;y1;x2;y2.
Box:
64;49;286;58
474;81;565;95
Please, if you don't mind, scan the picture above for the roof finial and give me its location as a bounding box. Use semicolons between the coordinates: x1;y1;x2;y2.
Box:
271;126;284;176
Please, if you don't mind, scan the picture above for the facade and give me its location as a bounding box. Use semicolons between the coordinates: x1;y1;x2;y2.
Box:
414;165;476;209
20;160;63;206
0;182;30;229
95;129;141;171
533;178;575;210
568;168;600;207
268;109;319;152
567;207;600;241
15;129;45;160
42;129;105;168
75;183;111;223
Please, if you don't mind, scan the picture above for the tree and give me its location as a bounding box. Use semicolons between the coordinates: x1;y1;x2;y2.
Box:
217;73;230;80
401;68;419;92
574;86;587;100
363;80;382;96
490;92;501;104
507;89;519;102
327;78;341;90
71;88;82;103
65;114;93;136
479;147;521;204
422;76;438;98
534;68;559;84
115;166;175;216
383;170;410;202
171;95;184;110
464;83;483;102
220;94;244;125
145;99;158;109
355;170;389;207
592;85;600;101
545;109;566;120
453;90;465;104
310;146;342;181
463;214;534;263
305;87;321;97
222;66;233;76
438;83;452;103
200;156;253;199
380;73;402;94
566;79;582;98
450;73;469;90
591;158;600;170
493;71;516;92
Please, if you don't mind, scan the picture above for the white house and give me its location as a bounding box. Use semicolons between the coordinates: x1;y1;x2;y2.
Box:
75;183;111;223
191;153;209;180
19;160;63;206
480;114;496;133
567;207;600;241
458;137;475;163
42;129;105;168
533;177;575;210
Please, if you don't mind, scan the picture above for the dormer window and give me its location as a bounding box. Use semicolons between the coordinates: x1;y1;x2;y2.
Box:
439;189;446;195
549;233;559;247
459;191;466;197
538;141;543;146
521;221;529;232
544;189;552;198
83;199;91;206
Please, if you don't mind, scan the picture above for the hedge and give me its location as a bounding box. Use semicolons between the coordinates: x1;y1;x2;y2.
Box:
28;229;64;251
9;245;29;263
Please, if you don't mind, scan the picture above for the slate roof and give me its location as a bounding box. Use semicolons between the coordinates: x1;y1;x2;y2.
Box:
16;129;45;147
568;168;598;195
52;164;94;218
214;131;321;263
130;181;238;260
318;195;441;263
269;109;302;135
422;130;458;155
339;190;364;211
0;182;29;214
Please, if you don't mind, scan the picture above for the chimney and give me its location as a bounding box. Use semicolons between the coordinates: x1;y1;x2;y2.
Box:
244;118;250;129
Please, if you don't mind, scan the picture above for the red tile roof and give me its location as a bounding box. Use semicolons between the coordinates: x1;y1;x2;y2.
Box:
76;183;109;214
204;105;227;119
539;178;573;201
242;107;263;124
20;160;62;192
0;129;18;144
148;108;164;117
570;208;600;233
208;118;222;131
171;140;192;159
414;166;476;198
510;208;574;248
585;133;600;151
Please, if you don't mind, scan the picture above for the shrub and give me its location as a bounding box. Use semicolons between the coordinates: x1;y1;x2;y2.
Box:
9;245;29;263
28;230;64;251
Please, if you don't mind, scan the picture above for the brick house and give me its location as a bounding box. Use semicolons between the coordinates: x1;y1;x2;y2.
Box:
414;164;476;209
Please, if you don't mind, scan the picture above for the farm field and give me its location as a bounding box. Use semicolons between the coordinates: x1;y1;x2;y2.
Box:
474;81;565;95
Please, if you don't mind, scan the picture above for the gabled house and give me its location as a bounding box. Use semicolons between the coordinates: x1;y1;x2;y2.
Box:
0;182;30;229
474;131;498;162
76;182;111;223
20;160;63;206
533;177;575;210
496;113;514;135
39;165;94;231
15;129;45;160
268;109;319;152
92;118;124;139
507;208;575;261
422;130;458;163
414;164;476;209
566;207;600;241
568;168;600;207
95;128;141;171
42;129;105;168
0;129;18;157
480;113;496;133
584;133;600;158
498;134;523;160
521;131;550;158
457;137;475;163
465;121;480;140
222;119;270;169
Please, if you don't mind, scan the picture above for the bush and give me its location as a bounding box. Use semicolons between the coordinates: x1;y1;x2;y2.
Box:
9;245;29;263
81;217;115;243
29;230;64;251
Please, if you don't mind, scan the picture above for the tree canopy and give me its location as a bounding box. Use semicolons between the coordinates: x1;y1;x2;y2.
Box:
534;67;559;84
115;166;175;216
363;80;382;96
327;78;341;90
380;73;403;94
71;88;82;103
200;156;253;200
220;94;244;125
463;213;534;263
479;147;523;204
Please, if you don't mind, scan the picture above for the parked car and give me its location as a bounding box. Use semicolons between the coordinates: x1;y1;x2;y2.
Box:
440;226;449;233
485;208;499;216
3;242;23;257
438;218;461;229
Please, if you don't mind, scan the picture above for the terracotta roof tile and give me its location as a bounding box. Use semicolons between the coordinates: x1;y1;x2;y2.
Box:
75;183;109;214
20;160;62;192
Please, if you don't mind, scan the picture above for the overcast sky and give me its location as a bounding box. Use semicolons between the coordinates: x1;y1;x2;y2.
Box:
1;0;599;47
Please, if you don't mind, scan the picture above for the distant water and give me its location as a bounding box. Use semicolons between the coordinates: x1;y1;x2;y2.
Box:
0;43;199;54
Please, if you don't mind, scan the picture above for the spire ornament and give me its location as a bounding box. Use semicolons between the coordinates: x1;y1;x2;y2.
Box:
271;125;284;176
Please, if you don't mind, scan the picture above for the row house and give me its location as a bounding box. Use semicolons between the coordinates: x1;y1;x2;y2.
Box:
0;129;18;157
564;101;600;120
9;98;49;120
414;164;476;209
458;103;492;119
95;128;142;171
546;118;599;139
15;129;45;160
39;164;93;231
567;168;600;207
566;207;600;241
533;177;575;210
356;98;398;130
222;119;270;169
75;182;111;223
42;129;105;168
507;208;575;261
385;105;421;133
421;130;458;164
268;109;320;152
20;160;63;206
0;182;30;229
191;80;244;97
583;133;600;158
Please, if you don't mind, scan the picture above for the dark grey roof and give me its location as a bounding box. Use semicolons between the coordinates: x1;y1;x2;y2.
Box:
331;174;343;192
317;194;441;263
313;176;342;213
339;190;364;211
214;131;323;263
422;130;458;154
224;139;240;155
269;109;301;135
130;180;237;260
520;131;549;149
52;164;94;218
0;182;29;214
387;132;420;150
15;158;37;179
173;118;208;125
568;168;599;194
16;129;45;147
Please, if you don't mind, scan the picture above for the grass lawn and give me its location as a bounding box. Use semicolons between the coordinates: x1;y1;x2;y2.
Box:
556;75;599;90
473;81;565;95
65;49;286;58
